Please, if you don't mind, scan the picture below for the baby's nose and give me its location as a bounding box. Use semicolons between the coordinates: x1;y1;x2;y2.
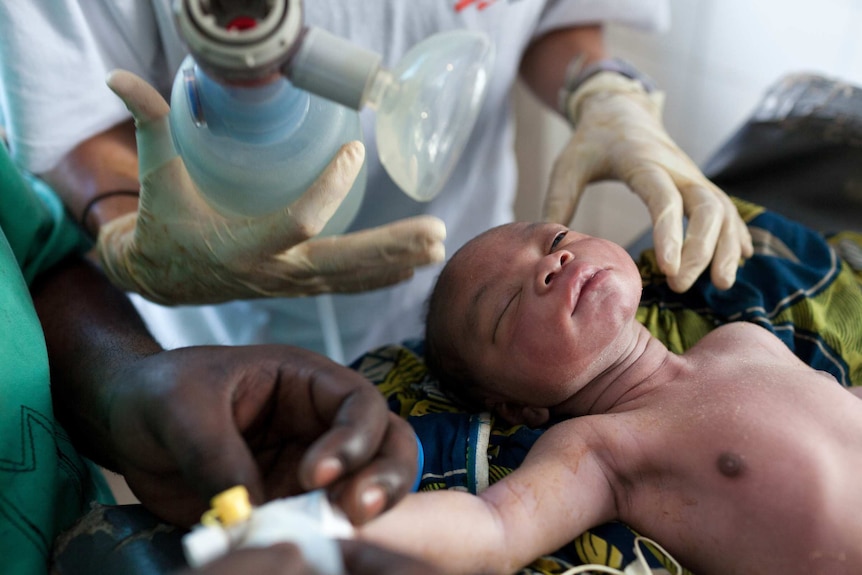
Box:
539;251;573;288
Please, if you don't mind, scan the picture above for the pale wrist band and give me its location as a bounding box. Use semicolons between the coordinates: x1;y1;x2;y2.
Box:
558;57;657;121
563;72;655;126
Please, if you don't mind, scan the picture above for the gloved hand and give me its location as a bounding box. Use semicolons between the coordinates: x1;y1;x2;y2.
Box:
546;71;753;292
98;70;446;305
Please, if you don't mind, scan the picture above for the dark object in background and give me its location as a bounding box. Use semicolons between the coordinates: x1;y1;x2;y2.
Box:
703;73;862;234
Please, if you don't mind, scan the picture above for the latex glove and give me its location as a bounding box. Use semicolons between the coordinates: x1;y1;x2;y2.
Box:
98;70;446;305
106;345;419;527
546;72;753;292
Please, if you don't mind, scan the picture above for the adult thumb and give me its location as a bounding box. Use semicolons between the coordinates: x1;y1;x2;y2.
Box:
107;69;170;123
107;69;177;177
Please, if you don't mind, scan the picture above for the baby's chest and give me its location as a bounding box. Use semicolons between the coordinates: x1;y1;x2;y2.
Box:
619;375;853;527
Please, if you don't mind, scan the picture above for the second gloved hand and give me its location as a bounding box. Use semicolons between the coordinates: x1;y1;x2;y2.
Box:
546;71;753;292
98;71;446;305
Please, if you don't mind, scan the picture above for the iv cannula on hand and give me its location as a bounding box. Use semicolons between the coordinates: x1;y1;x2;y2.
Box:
173;0;495;202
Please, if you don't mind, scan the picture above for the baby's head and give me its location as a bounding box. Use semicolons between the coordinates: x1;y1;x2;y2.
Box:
425;222;642;425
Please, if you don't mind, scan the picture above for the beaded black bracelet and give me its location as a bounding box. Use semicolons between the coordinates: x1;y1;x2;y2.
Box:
79;189;140;237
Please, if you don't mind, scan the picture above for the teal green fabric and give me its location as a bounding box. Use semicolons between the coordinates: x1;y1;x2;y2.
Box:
0;146;114;574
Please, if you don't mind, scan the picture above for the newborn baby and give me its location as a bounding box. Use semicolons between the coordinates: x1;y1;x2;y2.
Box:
360;221;862;575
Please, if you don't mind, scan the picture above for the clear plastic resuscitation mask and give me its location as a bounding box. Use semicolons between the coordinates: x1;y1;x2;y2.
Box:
172;0;495;209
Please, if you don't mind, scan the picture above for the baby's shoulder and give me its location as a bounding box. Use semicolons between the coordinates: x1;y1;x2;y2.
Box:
696;322;795;361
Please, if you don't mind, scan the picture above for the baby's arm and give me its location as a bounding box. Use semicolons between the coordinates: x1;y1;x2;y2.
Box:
359;421;616;574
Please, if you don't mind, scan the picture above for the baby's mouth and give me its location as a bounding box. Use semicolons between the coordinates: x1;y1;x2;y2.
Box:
570;268;603;315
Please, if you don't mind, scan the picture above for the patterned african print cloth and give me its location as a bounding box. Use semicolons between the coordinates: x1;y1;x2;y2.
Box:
351;198;862;574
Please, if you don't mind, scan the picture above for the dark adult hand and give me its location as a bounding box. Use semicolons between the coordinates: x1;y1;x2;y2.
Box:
175;540;443;575
175;544;315;575
102;345;418;527
339;539;444;575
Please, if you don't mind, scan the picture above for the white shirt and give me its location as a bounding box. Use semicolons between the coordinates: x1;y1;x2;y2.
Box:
0;0;668;363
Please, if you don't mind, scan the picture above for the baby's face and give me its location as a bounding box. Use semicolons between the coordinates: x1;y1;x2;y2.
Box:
441;222;642;407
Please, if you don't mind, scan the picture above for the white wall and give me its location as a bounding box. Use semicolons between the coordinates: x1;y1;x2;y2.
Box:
514;0;862;247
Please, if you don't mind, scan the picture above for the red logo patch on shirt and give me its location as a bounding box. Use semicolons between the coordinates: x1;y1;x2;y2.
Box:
454;0;498;12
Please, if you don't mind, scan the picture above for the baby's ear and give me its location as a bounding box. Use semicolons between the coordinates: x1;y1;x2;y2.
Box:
494;402;550;427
